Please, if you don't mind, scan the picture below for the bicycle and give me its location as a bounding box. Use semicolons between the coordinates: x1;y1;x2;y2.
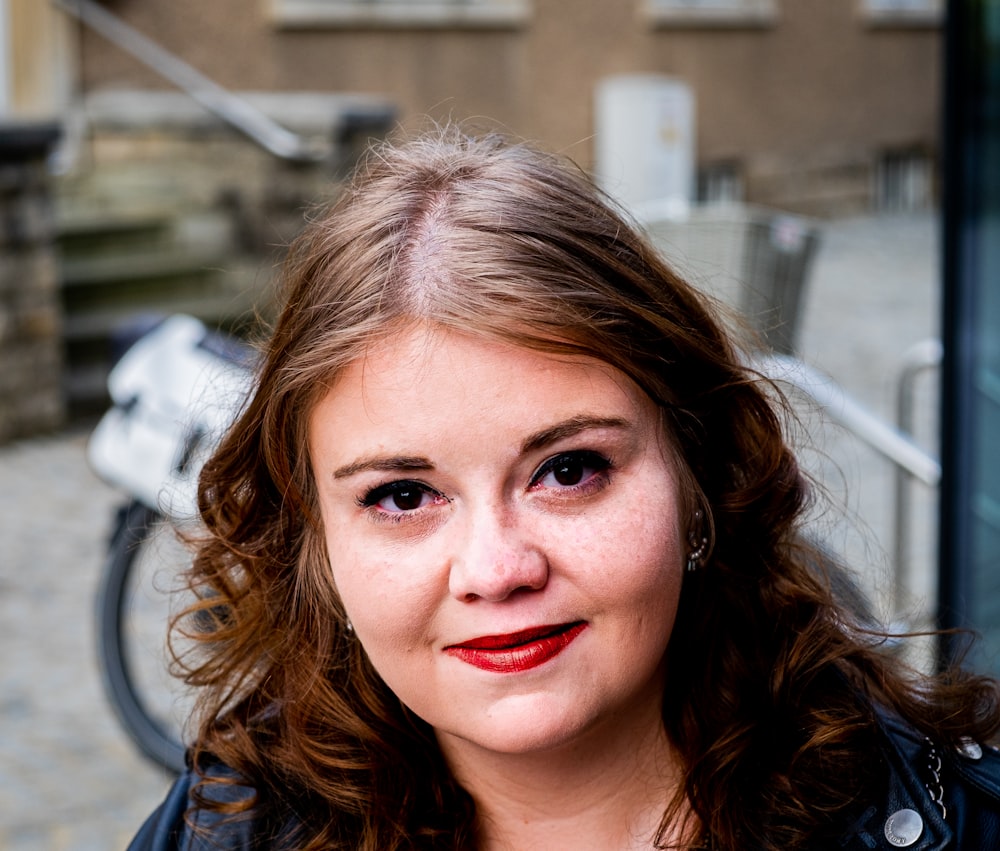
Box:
89;315;253;773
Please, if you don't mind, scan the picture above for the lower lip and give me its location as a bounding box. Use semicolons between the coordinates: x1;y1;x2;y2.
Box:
445;622;587;673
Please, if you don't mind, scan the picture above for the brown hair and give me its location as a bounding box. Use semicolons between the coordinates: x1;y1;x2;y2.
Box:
180;126;1000;850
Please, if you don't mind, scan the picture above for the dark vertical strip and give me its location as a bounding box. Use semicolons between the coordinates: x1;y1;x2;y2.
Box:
938;0;975;658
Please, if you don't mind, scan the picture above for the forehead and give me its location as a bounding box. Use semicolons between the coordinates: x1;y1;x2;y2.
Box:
308;323;660;444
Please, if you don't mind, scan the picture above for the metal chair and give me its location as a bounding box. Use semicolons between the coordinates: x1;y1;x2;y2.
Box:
638;202;820;355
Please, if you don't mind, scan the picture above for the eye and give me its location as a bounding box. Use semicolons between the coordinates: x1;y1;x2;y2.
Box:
358;480;447;514
531;451;612;491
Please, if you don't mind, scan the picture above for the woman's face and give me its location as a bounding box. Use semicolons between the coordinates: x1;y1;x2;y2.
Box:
309;324;686;759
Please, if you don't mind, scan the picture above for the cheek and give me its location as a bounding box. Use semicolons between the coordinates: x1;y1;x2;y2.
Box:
621;522;684;617
566;499;685;648
616;513;685;655
326;539;442;651
571;499;683;584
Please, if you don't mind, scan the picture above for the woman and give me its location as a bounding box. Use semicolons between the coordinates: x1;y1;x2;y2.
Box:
130;128;1000;850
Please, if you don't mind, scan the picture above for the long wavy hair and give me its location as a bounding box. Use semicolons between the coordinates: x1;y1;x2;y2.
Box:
179;126;1000;850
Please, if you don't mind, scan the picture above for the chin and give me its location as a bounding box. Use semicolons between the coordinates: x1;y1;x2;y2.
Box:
434;699;601;758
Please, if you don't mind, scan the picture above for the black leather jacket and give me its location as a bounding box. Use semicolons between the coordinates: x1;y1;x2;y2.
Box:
839;714;1000;850
128;714;1000;850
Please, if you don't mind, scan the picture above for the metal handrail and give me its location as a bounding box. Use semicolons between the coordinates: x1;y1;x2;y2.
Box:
53;0;327;162
753;352;941;487
754;350;942;630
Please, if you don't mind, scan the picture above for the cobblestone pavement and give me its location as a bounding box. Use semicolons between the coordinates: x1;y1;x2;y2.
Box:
0;212;938;849
0;432;176;850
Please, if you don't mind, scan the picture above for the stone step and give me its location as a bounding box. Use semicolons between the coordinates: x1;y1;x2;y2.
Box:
56;209;175;257
55;201;262;417
60;246;229;304
62;286;262;417
53;163;264;419
63;287;256;343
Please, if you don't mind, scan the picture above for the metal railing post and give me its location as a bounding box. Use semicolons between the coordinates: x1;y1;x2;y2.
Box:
892;338;943;624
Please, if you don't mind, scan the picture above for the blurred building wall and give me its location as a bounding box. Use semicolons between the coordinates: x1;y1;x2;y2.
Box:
7;0;74;119
69;0;941;216
0;3;67;441
0;125;63;442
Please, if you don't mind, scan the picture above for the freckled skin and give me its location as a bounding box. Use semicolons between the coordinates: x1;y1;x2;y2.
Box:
309;324;685;761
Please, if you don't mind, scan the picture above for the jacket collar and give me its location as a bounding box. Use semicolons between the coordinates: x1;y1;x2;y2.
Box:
837;713;952;850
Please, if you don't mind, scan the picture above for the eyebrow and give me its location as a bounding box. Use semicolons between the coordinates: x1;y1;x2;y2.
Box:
331;415;632;480
520;415;631;454
332;455;434;479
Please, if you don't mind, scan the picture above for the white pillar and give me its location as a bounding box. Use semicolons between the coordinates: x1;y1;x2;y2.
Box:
594;74;696;219
0;0;11;116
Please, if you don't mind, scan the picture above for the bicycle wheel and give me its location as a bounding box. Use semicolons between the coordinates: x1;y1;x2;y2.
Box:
96;499;196;773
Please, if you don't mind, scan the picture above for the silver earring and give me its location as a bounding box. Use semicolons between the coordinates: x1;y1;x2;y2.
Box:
686;537;708;573
345;618;354;634
686;510;708;573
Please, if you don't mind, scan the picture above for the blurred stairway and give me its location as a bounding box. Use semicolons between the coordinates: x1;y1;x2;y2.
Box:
55;178;269;418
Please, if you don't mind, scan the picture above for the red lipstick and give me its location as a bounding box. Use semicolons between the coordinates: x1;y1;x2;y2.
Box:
445;622;587;673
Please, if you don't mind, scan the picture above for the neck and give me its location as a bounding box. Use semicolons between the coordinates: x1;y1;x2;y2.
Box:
439;708;692;850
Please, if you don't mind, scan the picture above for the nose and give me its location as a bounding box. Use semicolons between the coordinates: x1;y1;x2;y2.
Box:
448;506;549;603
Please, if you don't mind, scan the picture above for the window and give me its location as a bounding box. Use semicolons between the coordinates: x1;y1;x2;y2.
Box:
642;0;777;28
270;0;531;28
697;162;744;205
875;148;934;211
861;0;943;26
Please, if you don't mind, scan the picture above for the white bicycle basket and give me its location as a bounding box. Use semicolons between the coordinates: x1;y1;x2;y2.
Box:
87;314;254;521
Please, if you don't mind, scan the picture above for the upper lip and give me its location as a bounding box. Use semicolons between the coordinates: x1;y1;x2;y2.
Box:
446;621;585;651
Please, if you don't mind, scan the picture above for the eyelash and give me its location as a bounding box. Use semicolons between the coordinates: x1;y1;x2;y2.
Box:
529;450;613;494
356;479;447;522
355;450;614;524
